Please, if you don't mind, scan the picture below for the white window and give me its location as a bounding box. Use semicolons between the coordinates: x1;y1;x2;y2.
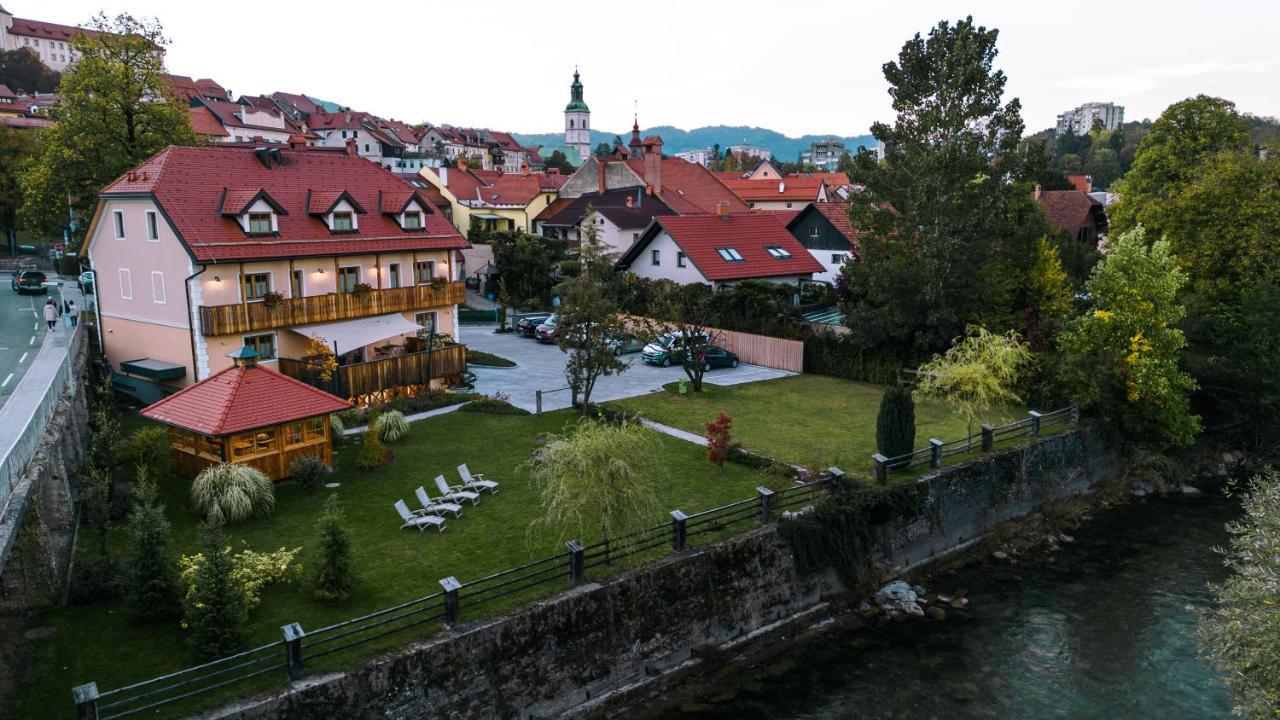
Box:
112;210;125;239
716;248;745;262
786;202;793;209
150;271;166;304
415;311;438;334
831;253;846;264
766;246;792;259
247;212;272;234
651;249;660;266
677;251;687;268
331;211;354;232
145;210;159;241
118;269;133;300
402;211;422;230
243;333;276;360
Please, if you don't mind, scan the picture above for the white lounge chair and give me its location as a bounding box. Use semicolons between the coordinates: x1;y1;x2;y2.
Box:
434;474;480;506
457;464;499;494
396;499;445;532
415;485;464;517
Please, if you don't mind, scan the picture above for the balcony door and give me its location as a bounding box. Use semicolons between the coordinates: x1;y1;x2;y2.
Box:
337;266;360;294
388;263;401;289
290;269;304;298
414;260;435;285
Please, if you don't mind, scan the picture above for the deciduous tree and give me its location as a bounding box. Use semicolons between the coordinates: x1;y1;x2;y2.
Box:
704;413;740;472
0;47;60;93
557;215;627;413
915;325;1032;438
18;14;198;241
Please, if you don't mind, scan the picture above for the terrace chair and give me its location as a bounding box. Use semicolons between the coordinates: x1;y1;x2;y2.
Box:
395;499;446;533
415;485;464;518
434;474;481;506
457;463;500;494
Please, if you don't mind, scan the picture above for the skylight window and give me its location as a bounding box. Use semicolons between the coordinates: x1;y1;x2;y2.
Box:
716;248;744;262
766;246;792;259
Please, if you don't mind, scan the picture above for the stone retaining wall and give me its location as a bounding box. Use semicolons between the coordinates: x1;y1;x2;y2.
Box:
209;427;1116;720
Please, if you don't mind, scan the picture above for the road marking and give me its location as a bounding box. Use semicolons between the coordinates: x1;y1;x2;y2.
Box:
29;335;35;345
18;352;28;364
32;322;37;331
1;374;12;388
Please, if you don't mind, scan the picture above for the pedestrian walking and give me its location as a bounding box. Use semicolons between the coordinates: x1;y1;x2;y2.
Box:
66;299;78;328
43;299;58;330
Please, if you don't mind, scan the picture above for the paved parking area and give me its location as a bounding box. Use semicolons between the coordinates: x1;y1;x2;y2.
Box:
0;274;86;408
459;324;794;412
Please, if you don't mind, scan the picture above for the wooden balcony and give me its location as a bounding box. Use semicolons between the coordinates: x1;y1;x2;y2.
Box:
199;281;466;336
276;343;467;406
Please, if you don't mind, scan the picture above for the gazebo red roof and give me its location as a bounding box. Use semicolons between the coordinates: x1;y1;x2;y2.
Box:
141;363;351;436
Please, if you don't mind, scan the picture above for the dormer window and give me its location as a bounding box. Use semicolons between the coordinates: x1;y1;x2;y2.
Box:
403;211;422;230
248;212;273;234
331;211;354;232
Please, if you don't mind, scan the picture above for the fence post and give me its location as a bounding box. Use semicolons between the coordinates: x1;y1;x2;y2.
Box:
827;466;846;494
757;486;775;524
72;682;99;720
929;439;944;469
281;622;305;680
1070;404;1080;425
439;576;461;623
871;454;888;484
670;510;688;551
566;540;585;585
981;424;994;452
1029;411;1043;438
535;389;543;415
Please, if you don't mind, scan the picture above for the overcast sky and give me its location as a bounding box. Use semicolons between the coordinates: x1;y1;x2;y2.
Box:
30;0;1280;137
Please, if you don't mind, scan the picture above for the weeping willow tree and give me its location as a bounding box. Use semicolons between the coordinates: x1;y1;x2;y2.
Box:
915;325;1032;438
524;420;663;545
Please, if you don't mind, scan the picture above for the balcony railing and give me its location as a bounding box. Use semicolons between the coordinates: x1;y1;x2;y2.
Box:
199;281;466;336
276;343;466;406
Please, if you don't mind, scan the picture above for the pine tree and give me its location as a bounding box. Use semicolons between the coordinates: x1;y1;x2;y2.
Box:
184;524;248;658
123;472;181;620
312;495;358;602
876;385;917;466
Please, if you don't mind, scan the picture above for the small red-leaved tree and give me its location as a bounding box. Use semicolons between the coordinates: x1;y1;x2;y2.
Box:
705;412;740;472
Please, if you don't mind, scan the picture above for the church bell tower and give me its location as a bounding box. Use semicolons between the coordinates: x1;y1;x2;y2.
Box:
564;68;591;164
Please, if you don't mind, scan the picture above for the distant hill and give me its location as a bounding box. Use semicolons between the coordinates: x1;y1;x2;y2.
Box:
513;125;875;160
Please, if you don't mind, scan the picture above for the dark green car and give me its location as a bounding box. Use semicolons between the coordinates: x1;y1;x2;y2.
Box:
698;345;739;371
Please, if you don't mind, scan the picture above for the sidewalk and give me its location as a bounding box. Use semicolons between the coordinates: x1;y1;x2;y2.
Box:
639;418;706;446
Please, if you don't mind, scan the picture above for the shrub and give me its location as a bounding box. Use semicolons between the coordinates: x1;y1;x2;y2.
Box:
290;455;333;491
68;556;120;605
183;525;248;658
123;482;181;620
876;385;917;463
191;463;275;525
376;410;410;443
179;545;300;612
329;413;345;437
705;412;741;472
119;425;170;476
358;412;393;470
312;495;357;602
460;392;530;416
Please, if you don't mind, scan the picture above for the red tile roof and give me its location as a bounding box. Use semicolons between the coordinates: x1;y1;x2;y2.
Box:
808;202;859;243
0;84;14;100
197;99;291;133
537;173;568;191
1067;174;1093;193
141;362;351;436
0;115;54;130
794;171;851;188
628;213;823;281
1036;190;1103;234
101;146;468;262
622;158;751;215
273;92;320;116
722;177;826;202
6;17;102;42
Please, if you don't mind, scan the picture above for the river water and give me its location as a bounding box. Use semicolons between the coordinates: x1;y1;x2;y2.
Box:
656;493;1238;719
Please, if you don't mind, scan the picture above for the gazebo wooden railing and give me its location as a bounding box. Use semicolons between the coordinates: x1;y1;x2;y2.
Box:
199;281;466;336
277;343;467;405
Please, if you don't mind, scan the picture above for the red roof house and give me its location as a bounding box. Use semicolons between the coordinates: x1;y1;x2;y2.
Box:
1035;187;1107;245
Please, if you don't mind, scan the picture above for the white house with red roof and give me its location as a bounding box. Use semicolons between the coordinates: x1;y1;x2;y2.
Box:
85;144;470;405
0;5;114;72
618;211;823;293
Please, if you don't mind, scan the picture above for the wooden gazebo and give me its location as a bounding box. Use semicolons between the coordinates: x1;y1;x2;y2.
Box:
141;347;353;481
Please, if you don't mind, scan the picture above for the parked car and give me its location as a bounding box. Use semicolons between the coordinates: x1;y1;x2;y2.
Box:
78;270;95;295
11;270;47;294
535;314;562;343
606;332;645;356
516;313;550;337
697;345;739;371
641;331;711;367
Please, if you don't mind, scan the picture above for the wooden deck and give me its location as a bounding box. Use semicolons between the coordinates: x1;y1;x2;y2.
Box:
277;343;467;406
199;281;466;336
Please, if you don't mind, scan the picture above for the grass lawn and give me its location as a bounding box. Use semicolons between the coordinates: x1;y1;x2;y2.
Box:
609;375;1030;473
10;408;775;718
465;348;516;367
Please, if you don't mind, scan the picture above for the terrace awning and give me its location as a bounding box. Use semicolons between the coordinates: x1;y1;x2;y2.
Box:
471;212;503;220
292;313;422;355
121;358;187;380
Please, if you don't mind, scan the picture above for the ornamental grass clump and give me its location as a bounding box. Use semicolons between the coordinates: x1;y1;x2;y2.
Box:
191;462;275;525
376;409;410;443
358;412;393;470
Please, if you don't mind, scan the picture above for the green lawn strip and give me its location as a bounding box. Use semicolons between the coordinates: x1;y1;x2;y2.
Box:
11;409;772;718
465;349;517;367
609;374;1030;472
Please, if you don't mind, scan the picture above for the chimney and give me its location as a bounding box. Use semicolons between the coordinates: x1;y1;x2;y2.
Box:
643;137;663;195
345;138;358;157
598;159;608;194
288;134;307;151
1033;183;1042;201
778;180;786;194
717;201;731;219
1083;175;1093;193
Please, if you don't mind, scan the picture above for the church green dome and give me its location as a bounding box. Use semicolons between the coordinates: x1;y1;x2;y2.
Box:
565;100;590;113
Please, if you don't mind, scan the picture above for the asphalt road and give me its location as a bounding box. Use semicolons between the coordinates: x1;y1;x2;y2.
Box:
0;274;86;408
460;324;794;412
